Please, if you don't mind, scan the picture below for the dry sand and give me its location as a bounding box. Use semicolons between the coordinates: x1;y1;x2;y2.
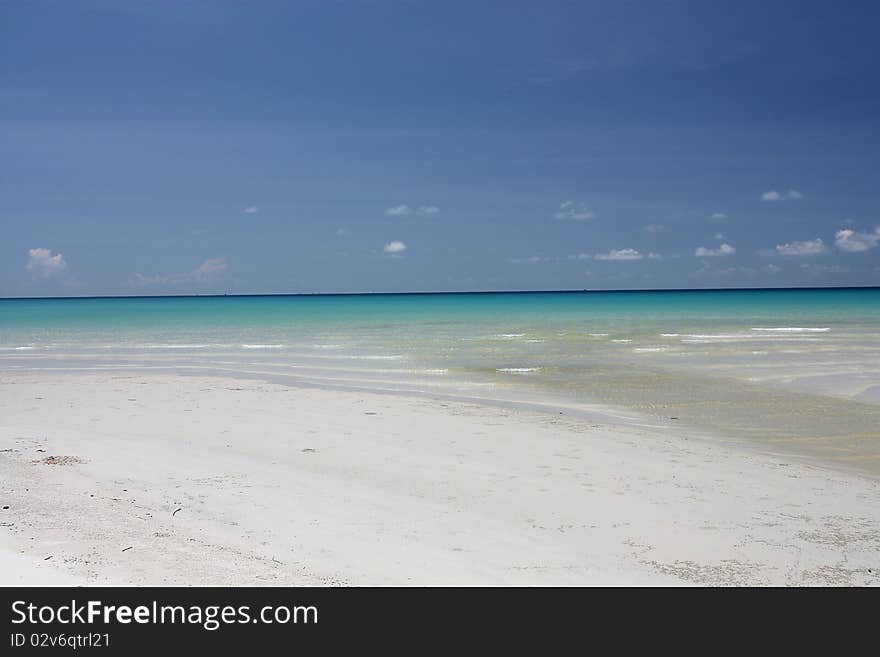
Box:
1;371;879;586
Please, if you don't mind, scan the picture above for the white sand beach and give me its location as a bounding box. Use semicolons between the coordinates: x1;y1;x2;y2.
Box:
2;370;878;586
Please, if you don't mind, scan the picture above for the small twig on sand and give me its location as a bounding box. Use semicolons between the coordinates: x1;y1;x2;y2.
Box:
43;555;52;561
272;557;283;565
122;546;133;552
172;507;182;517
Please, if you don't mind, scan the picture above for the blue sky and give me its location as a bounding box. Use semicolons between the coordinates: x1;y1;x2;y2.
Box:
2;0;879;296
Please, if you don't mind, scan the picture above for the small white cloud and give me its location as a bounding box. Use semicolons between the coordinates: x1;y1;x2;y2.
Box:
835;227;880;253
134;258;227;286
799;263;849;274
243;206;259;214
510;255;548;264
761;189;803;202
765;264;782;273
383;240;407;254
133;272;161;285
775;238;826;256
194;257;227;281
710;212;727;219
695;243;735;257
594;248;643;261
645;224;664;232
554;201;595;221
26;248;67;279
386;204;439;216
647;252;662;260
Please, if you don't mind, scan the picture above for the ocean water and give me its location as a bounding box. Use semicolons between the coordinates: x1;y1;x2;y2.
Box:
2;289;880;472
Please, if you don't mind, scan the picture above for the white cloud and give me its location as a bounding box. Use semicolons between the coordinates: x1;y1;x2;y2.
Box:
775;238;826;256
385;204;439;216
765;264;782;273
835;227;880;253
695;243;735;257
193;258;227;281
383;240;407;254
761;189;803;202
510;255;547;264
26;248;68;279
645;224;664;232
134;258;227;286
799;263;849;274
243;206;259;215
594;248;643;261
133;273;161;285
710;212;727;219
699;265;757;279
553;201;595;221
515;250;661;264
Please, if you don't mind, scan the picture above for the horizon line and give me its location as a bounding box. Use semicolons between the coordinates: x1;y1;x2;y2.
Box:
1;284;879;301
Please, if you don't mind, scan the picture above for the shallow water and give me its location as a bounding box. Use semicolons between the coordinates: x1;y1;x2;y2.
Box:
2;289;879;472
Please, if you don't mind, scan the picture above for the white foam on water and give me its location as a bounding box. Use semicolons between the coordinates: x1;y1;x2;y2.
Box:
496;367;542;373
240;344;284;349
589;333;609;337
680;338;734;344
524;339;545;343
682;333;825;344
348;355;404;360
611;339;632;343
750;327;831;333
493;333;526;339
313;344;343;349
138;344;212;349
660;333;680;337
633;347;669;352
421;369;449;375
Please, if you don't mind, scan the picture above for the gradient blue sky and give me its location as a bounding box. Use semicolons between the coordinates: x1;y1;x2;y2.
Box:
2;0;879;296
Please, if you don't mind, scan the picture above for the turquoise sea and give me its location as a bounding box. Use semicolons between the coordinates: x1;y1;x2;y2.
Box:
2;288;880;471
